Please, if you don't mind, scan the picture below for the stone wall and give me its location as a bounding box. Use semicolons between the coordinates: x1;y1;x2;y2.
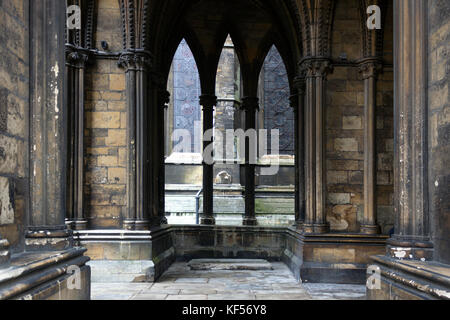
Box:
428;0;450;264
84;0;126;229
325;0;394;233
0;0;29;252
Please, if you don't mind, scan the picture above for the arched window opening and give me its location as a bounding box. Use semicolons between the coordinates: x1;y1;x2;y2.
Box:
165;39;202;160
258;45;294;156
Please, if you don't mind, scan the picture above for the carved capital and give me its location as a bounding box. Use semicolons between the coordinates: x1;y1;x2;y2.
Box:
118;51;152;71
65;45;90;68
358;58;383;80
241;96;259;111
299;58;333;78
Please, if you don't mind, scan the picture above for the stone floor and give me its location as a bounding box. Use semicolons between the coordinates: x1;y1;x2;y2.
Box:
91;262;367;300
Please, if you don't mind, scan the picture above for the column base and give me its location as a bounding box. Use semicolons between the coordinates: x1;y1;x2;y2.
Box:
134;220;150;230
25;226;73;251
123;220;136;230
242;217;258;226
0;238;10;265
303;223;330;234
200;216;216;225
386;235;434;261
360;224;381;235
73;220;88;231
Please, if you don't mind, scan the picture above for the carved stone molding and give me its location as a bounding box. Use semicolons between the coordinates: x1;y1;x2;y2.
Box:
299;58;333;78
118;51;152;71
65;45;90;68
358;58;383;80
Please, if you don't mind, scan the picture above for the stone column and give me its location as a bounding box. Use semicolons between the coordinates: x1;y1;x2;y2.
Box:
387;0;433;260
302;59;331;234
291;76;306;228
359;58;382;234
65;47;89;230
119;52;138;230
119;51;153;230
200;94;217;225
155;88;170;226
148;71;169;227
241;97;259;226
27;0;73;250
135;52;152;230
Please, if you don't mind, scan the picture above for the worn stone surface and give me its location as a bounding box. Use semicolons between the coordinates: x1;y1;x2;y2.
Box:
188;259;273;271
0;0;29;252
91;262;365;300
428;0;450;265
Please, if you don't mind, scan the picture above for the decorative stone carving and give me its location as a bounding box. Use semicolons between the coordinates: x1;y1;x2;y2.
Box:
358;58;383;80
300;58;333;78
215;171;232;184
118;51;152;71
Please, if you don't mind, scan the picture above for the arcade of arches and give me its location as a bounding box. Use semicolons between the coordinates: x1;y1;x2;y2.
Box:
0;0;449;300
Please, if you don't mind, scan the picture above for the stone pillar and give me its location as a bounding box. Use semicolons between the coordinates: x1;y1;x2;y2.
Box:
135;53;152;230
359;58;382;234
148;71;169;227
302;59;331;234
65;47;89;230
27;0;73;250
155;88;170;226
387;0;433;260
241;97;259;226
118;51;153;230
291;76;306;228
119;52;138;230
200;94;217;225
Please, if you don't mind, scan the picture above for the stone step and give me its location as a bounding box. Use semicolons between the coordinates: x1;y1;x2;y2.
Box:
188;259;273;271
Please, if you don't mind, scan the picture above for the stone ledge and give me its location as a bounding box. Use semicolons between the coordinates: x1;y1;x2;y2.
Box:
368;255;450;300
0;247;90;300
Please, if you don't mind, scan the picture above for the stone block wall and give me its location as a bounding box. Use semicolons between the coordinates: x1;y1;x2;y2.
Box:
325;0;394;233
84;0;126;229
428;0;450;264
0;0;29;252
84;58;127;229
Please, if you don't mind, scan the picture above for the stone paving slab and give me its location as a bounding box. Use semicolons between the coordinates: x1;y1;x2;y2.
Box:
91;262;366;300
188;259;274;271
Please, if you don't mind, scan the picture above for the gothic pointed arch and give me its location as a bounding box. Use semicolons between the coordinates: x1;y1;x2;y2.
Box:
259;45;294;155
